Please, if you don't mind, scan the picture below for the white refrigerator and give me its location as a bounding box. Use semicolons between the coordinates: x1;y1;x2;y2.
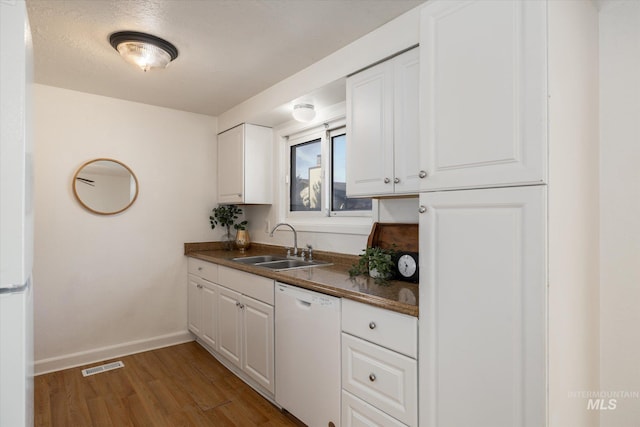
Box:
0;1;34;426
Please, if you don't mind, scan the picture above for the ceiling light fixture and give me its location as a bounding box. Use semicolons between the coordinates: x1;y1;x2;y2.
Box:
109;31;178;72
292;103;316;123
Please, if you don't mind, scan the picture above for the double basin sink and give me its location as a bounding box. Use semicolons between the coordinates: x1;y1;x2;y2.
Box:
232;254;331;271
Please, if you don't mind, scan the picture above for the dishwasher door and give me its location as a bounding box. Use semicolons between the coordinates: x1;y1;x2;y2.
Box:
275;282;341;427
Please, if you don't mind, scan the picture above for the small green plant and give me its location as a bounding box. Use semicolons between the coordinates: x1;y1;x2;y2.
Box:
210;205;248;250
209;204;248;231
349;246;397;284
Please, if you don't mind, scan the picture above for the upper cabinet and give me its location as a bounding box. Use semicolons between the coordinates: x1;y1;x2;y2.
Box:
419;0;547;191
346;47;421;197
217;123;273;204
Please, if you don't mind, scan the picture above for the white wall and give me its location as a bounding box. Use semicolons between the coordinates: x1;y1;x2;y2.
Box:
33;85;218;373
600;2;640;425
547;2;600;425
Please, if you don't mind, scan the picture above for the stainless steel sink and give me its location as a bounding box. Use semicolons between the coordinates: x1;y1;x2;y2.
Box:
231;255;331;271
232;255;288;264
254;259;331;271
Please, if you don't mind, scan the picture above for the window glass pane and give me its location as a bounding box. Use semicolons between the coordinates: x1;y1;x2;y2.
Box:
331;133;372;211
290;139;322;211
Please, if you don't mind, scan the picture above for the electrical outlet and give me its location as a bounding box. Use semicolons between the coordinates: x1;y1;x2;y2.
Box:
264;220;270;234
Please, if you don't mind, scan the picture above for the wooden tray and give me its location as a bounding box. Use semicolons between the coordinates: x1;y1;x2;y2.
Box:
366;222;419;252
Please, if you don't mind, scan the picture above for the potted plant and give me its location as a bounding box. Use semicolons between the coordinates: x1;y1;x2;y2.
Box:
209;204;248;250
349;246;397;283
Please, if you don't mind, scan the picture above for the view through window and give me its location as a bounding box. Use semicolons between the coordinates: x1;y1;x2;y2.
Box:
288;125;371;216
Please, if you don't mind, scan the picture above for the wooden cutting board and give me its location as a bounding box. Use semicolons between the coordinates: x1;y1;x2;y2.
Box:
366;222;419;252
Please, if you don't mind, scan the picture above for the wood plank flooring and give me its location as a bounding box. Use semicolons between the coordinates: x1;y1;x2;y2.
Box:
34;341;300;426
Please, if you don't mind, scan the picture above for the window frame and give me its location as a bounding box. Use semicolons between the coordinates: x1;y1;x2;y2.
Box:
277;116;375;235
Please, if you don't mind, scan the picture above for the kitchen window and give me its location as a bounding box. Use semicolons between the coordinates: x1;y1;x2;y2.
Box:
287;121;372;220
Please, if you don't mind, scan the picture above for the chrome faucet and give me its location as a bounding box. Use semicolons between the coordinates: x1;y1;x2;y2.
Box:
269;222;299;258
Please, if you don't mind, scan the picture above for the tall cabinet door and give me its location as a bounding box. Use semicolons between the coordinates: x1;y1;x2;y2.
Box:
346;59;395;197
200;282;219;350
187;275;202;336
217;125;244;204
217;286;243;368
241;295;275;394
418;186;546;427
393;47;421;194
419;0;547;191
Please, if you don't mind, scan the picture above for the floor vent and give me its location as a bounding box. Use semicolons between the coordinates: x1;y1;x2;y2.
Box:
81;361;125;377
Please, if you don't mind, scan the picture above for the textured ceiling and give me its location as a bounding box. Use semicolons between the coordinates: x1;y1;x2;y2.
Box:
26;0;426;117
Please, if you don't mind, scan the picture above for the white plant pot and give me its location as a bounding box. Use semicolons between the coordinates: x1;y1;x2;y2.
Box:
369;267;390;279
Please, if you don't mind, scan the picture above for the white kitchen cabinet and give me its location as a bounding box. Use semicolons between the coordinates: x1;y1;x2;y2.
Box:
241;295;274;394
346;47;420;197
417;1;600;426
342;299;418;427
217;123;272;204
187;275;203;336
342;391;407;427
218;286;274;393
216;266;275;394
217;285;243;367
418;186;546;427
187;259;219;350
418;0;547;191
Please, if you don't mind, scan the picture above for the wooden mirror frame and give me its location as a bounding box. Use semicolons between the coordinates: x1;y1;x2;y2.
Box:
72;158;139;215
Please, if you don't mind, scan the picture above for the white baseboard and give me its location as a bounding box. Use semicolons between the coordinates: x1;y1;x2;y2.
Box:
34;331;194;375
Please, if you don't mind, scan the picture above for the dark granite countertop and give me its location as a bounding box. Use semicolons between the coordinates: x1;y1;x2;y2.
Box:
185;242;418;317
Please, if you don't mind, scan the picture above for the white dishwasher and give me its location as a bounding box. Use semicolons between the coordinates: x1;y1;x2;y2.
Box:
275;282;341;427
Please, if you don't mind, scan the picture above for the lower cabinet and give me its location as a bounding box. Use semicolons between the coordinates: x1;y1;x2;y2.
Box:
188;261;275;397
342;390;407;427
218;285;275;394
217;286;243;366
341;299;418;427
188;258;219;350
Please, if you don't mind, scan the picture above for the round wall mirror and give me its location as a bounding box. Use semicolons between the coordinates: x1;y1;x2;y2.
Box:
73;158;139;215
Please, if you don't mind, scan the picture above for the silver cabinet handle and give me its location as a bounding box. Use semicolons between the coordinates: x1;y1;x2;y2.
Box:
369;373;376;382
369;322;376;330
419;205;427;214
419;170;427;179
237;193;242;197
198;267;203;271
384;177;391;184
236;301;240;307
394;177;400;184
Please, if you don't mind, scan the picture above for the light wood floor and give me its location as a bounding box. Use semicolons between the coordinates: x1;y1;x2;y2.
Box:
34;341;300;426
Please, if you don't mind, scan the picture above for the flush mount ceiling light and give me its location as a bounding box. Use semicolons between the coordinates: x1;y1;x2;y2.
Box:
292;103;316;123
109;31;178;72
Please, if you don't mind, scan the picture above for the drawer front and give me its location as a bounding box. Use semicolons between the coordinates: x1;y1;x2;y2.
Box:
342;334;417;427
188;258;218;283
218;265;274;305
342;390;408;427
342;299;417;358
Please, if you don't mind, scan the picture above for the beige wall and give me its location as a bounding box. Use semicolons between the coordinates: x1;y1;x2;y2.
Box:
33;85;218;373
600;2;640;425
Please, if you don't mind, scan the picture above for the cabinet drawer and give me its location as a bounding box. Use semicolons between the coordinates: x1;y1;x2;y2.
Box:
342;334;417;427
342;390;408;427
218;266;274;305
342;299;417;358
188;258;218;283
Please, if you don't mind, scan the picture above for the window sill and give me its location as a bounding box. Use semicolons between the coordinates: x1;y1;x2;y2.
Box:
283;216;373;235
